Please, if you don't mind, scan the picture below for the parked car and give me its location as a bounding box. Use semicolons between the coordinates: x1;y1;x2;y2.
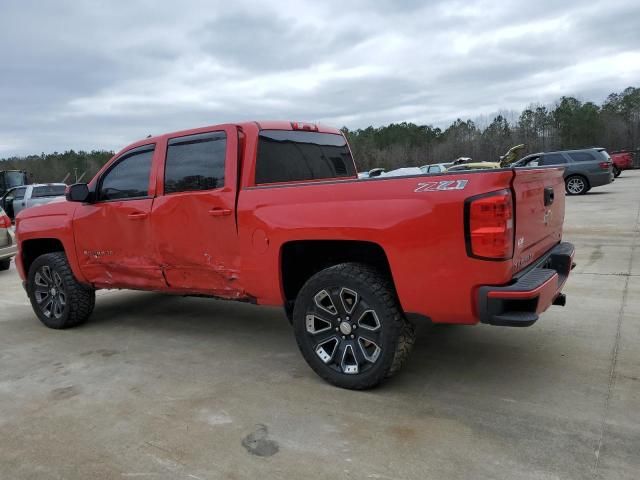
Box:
610;151;634;177
15;120;574;389
446;162;500;172
0;206;16;271
379;167;423;177
420;163;452;173
512;148;613;195
1;183;67;220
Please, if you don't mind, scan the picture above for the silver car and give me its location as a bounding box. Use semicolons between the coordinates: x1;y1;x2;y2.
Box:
1;183;67;220
0;206;16;271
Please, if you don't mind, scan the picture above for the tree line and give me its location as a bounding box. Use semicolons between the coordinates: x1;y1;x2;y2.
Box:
343;86;640;171
1;86;638;182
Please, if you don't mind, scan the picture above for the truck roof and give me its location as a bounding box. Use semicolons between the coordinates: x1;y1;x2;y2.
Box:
120;121;343;157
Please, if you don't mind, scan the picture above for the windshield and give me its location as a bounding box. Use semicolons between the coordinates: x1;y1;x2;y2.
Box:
5;171;26;188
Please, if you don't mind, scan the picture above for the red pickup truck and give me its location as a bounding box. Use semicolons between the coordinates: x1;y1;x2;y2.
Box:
610;151;634;177
15;121;574;389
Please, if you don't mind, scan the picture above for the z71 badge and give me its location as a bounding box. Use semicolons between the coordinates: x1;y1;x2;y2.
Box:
414;180;468;192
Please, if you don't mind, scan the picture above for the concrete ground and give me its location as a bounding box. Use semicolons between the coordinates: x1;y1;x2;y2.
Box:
1;172;638;480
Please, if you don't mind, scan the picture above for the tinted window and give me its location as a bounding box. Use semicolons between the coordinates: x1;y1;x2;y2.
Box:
542;154;567;165
164;132;226;194
32;185;66;198
99;147;154;201
13;187;26;200
567;152;596;162
256;130;356;184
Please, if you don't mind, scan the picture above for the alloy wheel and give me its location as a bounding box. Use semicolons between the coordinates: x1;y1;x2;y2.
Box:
567;177;585;194
33;265;67;319
304;286;383;375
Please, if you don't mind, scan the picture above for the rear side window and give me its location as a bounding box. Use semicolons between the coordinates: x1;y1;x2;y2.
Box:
567;152;596;162
32;185;66;198
99;147;154;201
542;154;568;165
164;132;226;194
255;130;356;184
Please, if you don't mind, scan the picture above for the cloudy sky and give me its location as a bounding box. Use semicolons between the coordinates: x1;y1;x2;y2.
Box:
1;0;639;156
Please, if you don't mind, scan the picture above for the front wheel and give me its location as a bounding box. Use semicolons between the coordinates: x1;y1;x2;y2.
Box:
565;175;588;195
0;258;10;271
293;263;415;389
27;252;95;329
613;166;621;177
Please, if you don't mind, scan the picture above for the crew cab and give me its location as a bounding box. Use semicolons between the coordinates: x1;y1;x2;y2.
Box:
15;121;575;389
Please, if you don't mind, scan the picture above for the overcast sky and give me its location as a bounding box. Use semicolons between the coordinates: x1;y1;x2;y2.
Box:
1;0;639;156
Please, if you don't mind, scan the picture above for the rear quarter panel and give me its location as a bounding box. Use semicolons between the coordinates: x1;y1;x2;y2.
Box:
237;170;522;324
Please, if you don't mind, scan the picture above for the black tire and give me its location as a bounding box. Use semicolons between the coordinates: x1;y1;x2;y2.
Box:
293;262;415;390
565;175;589;195
27;252;95;329
0;258;10;271
613;166;621;177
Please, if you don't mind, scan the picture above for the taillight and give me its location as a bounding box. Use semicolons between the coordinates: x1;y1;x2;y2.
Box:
464;189;514;260
0;213;11;228
599;162;611;170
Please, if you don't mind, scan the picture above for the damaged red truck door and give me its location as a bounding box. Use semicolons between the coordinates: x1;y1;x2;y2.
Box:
150;127;242;296
72;144;165;289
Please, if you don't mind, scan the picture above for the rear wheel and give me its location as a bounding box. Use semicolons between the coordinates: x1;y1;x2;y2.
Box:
613;166;621;177
565;175;588;195
0;258;10;271
27;252;95;329
293;263;415;389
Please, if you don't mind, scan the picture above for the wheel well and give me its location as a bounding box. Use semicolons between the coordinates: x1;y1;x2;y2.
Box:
566;174;590;187
22;238;65;274
281;240;393;304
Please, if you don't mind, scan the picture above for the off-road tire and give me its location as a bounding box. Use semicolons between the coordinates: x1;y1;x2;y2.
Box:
0;258;10;271
27;252;95;329
293;262;415;389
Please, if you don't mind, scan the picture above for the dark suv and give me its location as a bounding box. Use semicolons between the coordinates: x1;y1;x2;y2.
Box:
512;148;613;195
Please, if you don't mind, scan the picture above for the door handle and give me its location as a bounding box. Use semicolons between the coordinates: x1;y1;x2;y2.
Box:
127;212;148;220
543;187;554;206
208;208;232;217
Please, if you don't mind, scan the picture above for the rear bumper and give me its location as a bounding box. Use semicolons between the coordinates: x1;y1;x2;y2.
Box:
589;171;613;188
477;242;575;327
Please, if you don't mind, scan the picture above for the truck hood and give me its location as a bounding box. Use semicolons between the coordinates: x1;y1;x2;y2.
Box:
16;198;76;222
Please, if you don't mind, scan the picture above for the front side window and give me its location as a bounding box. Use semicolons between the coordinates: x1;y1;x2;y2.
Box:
13;187;26;200
164;132;226;194
568;152;596;162
255;130;356;184
32;185;66;198
542;154;568;165
99;147;154;201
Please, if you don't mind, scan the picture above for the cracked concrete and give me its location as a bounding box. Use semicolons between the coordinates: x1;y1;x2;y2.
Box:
0;171;639;479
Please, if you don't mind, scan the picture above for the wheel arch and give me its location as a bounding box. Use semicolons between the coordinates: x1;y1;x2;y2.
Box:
280;240;394;306
20;237;85;283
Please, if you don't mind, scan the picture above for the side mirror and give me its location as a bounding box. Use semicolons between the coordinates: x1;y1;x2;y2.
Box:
66;183;91;203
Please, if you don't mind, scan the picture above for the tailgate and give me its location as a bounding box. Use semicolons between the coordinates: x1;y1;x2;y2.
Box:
511;167;565;273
